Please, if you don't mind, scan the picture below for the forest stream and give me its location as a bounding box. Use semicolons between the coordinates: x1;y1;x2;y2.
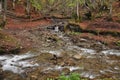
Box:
0;24;120;80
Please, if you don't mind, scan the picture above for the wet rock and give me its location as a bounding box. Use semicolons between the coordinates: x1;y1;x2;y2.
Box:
41;70;60;80
60;62;65;67
65;23;82;32
48;37;58;42
0;64;2;67
30;75;38;80
62;68;70;75
47;24;64;32
78;43;91;48
73;54;82;60
50;54;58;60
26;68;44;80
1;71;23;80
0;31;22;55
47;25;55;30
0;68;4;79
36;53;53;63
0;46;21;55
62;58;76;66
47;21;68;32
90;43;103;51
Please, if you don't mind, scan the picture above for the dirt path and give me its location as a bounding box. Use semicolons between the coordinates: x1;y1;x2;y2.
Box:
5;17;51;29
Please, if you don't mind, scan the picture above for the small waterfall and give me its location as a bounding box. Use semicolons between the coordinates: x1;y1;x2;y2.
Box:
54;26;59;32
0;52;39;74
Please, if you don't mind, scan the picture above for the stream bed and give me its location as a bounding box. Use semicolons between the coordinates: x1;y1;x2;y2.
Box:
0;25;120;80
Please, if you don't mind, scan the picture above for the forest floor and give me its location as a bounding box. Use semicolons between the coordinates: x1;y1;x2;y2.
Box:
0;8;120;79
0;15;120;55
0;16;120;80
0;1;120;80
1;0;119;53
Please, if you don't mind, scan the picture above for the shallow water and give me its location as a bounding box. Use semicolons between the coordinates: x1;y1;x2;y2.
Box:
102;50;120;56
44;66;83;72
0;51;39;74
0;27;120;79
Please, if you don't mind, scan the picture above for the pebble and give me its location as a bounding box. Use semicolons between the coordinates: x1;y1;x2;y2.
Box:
73;54;82;60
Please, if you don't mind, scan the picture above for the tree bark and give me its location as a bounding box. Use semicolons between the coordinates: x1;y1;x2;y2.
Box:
109;0;113;19
26;0;30;16
0;1;2;13
76;0;79;20
3;0;7;22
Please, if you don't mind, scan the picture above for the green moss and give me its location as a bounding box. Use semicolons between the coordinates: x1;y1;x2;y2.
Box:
47;78;54;80
47;73;83;80
0;48;5;53
0;31;19;45
47;72;116;80
100;78;114;80
69;31;81;35
0;31;21;54
0;21;6;28
116;40;120;46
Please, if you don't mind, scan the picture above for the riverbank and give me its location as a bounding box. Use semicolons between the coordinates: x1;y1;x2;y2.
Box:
4;17;120;49
1;24;120;80
68;18;120;49
0;17;120;80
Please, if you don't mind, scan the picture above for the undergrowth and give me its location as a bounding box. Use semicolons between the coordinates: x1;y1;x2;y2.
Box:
47;73;114;80
116;40;120;46
47;73;87;80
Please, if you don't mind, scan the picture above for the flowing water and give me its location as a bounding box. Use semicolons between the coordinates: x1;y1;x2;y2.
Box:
0;26;120;79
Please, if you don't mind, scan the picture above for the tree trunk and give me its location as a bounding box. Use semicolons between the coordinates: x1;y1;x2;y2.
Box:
0;0;7;28
3;0;7;22
0;1;2;13
109;0;113;18
26;0;30;17
12;0;15;10
76;0;79;20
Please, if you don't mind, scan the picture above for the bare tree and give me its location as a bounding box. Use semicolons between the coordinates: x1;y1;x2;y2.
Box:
3;0;7;22
26;0;31;17
0;0;7;27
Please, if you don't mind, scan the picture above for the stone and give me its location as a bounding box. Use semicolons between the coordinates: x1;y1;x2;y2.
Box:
73;54;82;60
30;75;38;80
62;68;70;75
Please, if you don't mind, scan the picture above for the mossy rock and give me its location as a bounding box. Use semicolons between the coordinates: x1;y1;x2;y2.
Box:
0;31;21;55
116;40;120;46
0;21;6;29
65;23;82;33
0;48;5;54
0;45;21;54
0;31;19;46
